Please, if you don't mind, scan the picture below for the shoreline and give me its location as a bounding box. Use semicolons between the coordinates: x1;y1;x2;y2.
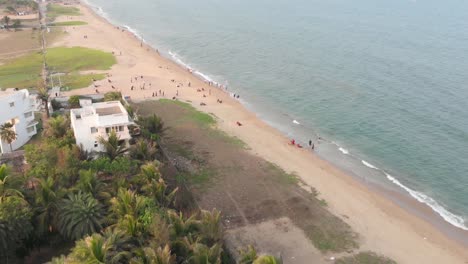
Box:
59;2;468;263
81;0;468;235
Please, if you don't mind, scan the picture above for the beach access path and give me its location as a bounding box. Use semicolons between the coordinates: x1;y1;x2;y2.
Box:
58;3;468;263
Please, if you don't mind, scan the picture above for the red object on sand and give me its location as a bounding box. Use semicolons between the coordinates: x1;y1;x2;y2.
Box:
297;144;303;148
290;139;296;145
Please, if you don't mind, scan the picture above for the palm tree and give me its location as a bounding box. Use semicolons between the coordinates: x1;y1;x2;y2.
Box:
198;209;222;246
57;192;104;240
174;237;222;264
0;164;22;199
129;139;157;161
130;244;174;264
168;211;200;240
143;179;178;209
35;176;63;235
37;85;50;118
253;256;283;264
47;115;69;138
110;188;146;219
0;196;33;258
0;123;17;152
137;114;164;141
239;245;258;264
69;229;131;263
98;130;127;160
74;170;110;201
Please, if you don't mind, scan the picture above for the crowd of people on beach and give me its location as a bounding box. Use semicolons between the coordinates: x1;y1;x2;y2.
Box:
90;24;320;155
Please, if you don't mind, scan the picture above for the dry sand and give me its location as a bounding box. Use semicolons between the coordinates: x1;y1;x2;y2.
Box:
58;3;468;263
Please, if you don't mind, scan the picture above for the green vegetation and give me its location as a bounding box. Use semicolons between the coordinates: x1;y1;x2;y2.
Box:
335;251;397;264
159;99;216;126
0;122;18;152
0;47;115;89
48;21;87;26
305;222;358;253
59;73;106;90
176;169;216;187
0;114;227;262
46;47;116;72
46;3;81;20
0;51;42;89
158;99;247;149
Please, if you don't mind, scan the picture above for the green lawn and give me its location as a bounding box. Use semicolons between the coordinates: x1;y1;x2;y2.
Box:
335;251;396;264
0;47;115;89
0;51;43;89
47;4;81;20
59;73;106;90
158;99;216;126
46;47;116;72
48;21;88;27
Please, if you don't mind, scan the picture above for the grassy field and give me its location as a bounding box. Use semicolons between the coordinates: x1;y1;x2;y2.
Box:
158;99;216;126
335;251;397;264
0;47;115;89
58;73;106;90
46;4;81;20
0;51;43;89
48;21;87;27
46;47;116;72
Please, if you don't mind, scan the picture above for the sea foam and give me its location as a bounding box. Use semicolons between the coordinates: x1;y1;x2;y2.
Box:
385;173;468;231
361;160;378;169
338;147;349;154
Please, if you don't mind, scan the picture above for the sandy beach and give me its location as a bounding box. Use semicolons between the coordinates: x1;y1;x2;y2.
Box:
58;3;468;263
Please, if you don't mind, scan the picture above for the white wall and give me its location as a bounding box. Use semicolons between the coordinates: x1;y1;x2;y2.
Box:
70;101;133;153
0;89;38;153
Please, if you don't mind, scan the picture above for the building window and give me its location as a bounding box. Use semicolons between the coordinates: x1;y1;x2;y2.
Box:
106;127;111;133
27;126;35;133
24;111;33;118
119;126;124;132
94;141;98;148
90;127;97;133
9;102;14;107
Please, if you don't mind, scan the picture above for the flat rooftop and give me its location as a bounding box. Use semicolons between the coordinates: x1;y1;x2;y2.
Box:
95;106;123;116
0;88;19;98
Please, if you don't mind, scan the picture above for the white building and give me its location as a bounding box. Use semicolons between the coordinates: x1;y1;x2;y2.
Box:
70;100;134;153
0;89;39;154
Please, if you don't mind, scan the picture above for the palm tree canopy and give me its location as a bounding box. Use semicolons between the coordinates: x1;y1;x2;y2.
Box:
57;192;104;240
98;130;127;160
253;255;283;264
0;122;17;146
69;228;132;263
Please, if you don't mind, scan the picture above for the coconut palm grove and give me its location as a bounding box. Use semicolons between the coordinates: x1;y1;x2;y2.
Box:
0;93;281;264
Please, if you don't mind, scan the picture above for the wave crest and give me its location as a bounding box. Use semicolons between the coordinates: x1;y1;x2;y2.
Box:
385;173;468;231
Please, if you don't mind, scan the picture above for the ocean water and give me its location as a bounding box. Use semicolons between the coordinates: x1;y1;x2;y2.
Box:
85;0;468;230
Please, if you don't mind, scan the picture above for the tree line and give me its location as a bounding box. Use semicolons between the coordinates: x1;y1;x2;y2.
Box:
0;94;282;263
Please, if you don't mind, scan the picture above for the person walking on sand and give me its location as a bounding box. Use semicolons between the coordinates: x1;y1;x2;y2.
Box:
309;140;312;147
